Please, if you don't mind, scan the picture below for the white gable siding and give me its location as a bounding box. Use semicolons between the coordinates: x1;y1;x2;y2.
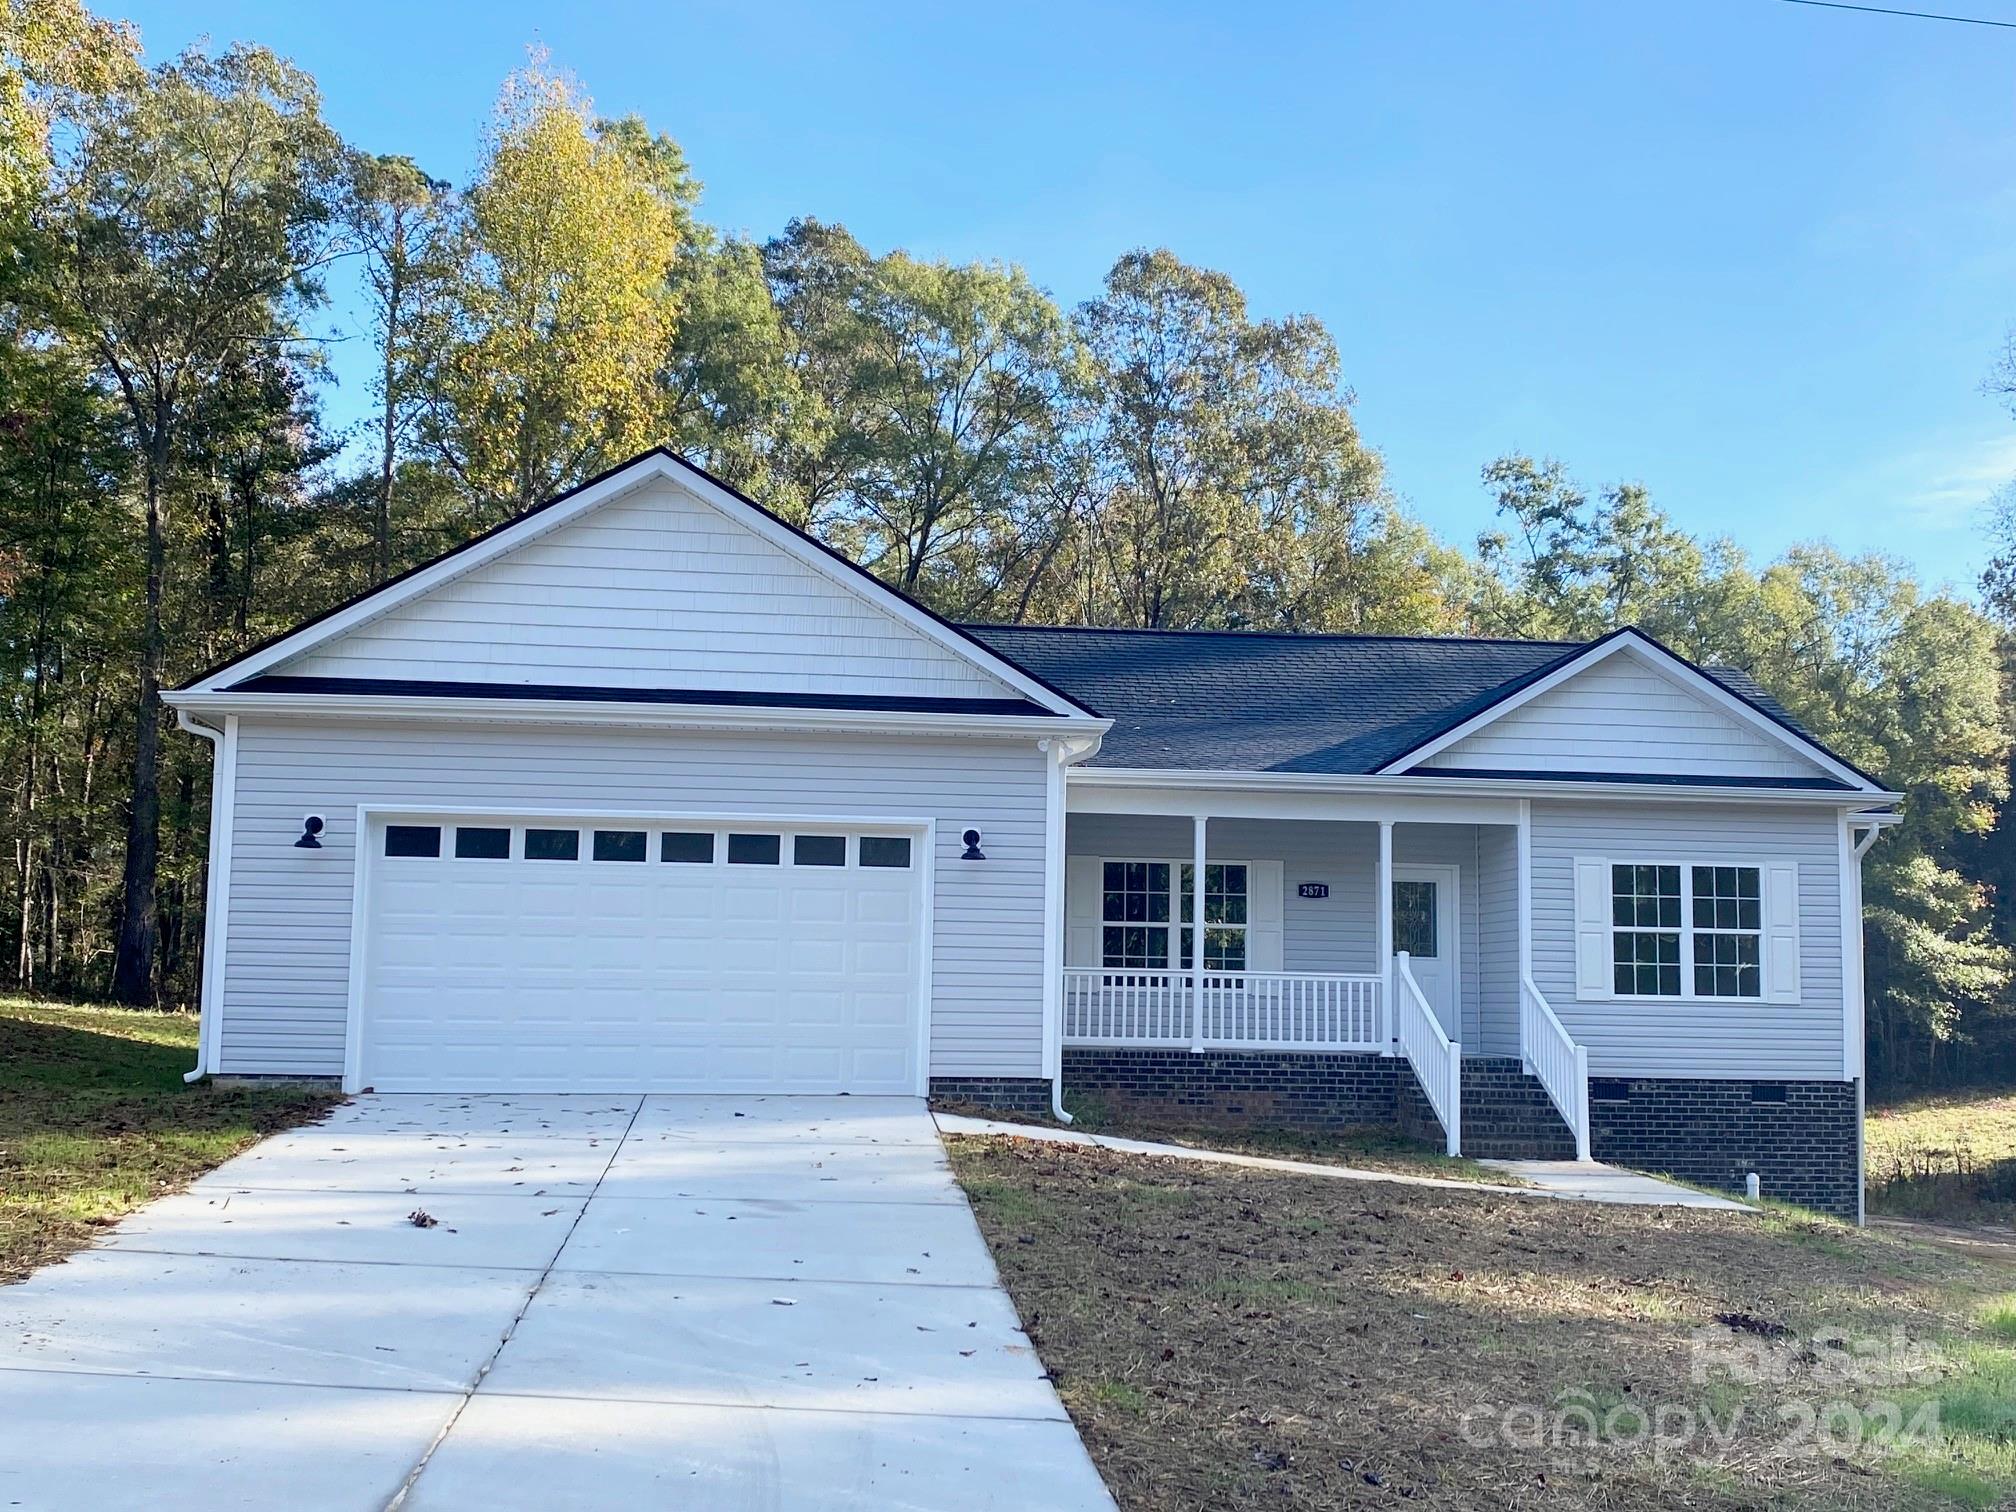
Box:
1528;799;1844;1079
276;478;1018;700
1421;653;1825;780
216;719;1047;1080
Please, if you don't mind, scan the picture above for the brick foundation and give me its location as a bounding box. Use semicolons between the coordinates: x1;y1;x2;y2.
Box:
1588;1077;1859;1219
1061;1047;1399;1130
927;1076;1054;1116
1459;1057;1578;1160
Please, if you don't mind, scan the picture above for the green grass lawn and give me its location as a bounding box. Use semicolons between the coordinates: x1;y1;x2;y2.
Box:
0;998;339;1282
1866;1090;2016;1227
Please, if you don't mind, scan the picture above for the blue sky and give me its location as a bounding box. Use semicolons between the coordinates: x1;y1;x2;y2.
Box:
114;0;2016;593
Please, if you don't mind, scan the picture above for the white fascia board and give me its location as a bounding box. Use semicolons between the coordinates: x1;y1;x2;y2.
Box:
178;451;1099;722
1067;764;1901;808
160;687;1111;743
1372;631;1884;794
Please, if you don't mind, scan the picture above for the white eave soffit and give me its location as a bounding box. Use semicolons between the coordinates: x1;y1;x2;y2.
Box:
172;450;1099;722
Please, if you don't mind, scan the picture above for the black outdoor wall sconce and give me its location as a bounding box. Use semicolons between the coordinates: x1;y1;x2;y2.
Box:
294;814;325;849
960;828;986;861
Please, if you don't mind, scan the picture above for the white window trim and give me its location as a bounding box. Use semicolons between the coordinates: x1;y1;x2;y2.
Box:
1607;858;1767;1005
1097;856;1254;972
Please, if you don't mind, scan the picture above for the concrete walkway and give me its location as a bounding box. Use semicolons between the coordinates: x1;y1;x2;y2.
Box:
0;1095;1114;1511
934;1112;1752;1212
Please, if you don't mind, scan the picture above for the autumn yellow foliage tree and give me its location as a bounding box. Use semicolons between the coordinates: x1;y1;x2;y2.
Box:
419;61;695;516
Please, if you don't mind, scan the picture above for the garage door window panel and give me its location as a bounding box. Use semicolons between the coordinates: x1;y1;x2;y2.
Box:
525;828;581;861
859;836;912;869
660;831;716;864
794;834;846;867
592;829;647;863
453;826;511;860
728;833;782;865
385;824;441;858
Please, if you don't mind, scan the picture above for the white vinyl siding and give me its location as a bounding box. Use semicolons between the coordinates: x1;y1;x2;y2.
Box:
1531;799;1844;1079
1475;824;1520;1056
1421;652;1825;781
217;719;1048;1080
277;477;1017;701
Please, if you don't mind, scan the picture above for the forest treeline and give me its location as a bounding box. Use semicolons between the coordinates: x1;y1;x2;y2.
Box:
3;5;2013;1091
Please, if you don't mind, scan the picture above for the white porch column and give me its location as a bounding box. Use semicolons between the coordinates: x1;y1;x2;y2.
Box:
1516;799;1533;985
1377;819;1394;1053
1190;813;1208;1053
1039;739;1066;1105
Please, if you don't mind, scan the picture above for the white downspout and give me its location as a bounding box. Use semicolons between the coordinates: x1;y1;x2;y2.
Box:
176;710;236;1084
1846;815;1888;1226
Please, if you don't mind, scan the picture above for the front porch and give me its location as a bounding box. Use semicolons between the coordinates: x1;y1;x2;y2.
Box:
1057;797;1591;1161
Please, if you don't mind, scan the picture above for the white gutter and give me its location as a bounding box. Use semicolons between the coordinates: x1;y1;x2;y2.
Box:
1068;765;1901;808
160;688;1110;744
174;710;237;1084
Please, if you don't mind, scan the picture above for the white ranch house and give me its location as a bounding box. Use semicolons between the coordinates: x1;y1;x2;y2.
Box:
163;451;1896;1219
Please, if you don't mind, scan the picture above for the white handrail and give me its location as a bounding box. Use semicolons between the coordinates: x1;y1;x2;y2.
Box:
1061;968;1384;1051
1393;952;1461;1157
1521;974;1592;1161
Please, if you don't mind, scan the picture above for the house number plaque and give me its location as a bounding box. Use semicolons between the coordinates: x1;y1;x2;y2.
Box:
1297;882;1329;899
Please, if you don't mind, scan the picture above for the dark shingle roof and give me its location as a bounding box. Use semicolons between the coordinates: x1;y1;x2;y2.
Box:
962;625;1578;773
961;624;1856;784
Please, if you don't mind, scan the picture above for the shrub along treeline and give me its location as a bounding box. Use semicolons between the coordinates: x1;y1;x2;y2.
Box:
3;4;2012;1092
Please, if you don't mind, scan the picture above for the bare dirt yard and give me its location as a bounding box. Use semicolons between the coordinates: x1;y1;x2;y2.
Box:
950;1134;2016;1511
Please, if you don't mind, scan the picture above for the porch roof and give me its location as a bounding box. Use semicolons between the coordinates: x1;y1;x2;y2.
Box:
963;624;1850;785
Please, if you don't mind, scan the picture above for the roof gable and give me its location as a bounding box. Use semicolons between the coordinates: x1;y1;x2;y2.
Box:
1378;629;1880;791
182;452;1093;717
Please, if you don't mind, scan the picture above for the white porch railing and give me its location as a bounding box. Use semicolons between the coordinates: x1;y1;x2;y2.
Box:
1393;952;1461;1157
1061;969;1384;1051
1521;975;1592;1161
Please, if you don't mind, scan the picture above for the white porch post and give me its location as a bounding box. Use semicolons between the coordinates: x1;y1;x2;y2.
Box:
1516;800;1533;985
1377;819;1394;1053
1039;739;1067;1114
1190;813;1208;1053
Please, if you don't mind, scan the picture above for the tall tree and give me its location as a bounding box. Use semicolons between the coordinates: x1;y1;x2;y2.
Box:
420;63;694;517
0;0;136;222
1073;250;1417;631
342;152;450;579
30;43;346;1002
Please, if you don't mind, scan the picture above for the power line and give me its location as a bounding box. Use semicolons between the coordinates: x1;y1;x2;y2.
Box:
1773;0;2016;28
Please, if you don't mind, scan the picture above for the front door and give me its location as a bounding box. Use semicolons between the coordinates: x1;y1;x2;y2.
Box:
1393;864;1461;1041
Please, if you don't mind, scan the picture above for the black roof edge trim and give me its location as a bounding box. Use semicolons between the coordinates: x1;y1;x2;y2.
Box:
227;675;1053;718
176;448;1100;720
1411;767;1857;792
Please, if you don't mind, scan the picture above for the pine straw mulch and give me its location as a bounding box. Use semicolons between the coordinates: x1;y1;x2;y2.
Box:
948;1134;2016;1512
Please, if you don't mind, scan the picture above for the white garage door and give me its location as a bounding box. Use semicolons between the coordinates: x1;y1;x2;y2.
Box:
356;816;926;1094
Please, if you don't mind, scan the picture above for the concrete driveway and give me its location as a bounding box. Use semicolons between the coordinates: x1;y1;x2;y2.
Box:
0;1095;1114;1511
